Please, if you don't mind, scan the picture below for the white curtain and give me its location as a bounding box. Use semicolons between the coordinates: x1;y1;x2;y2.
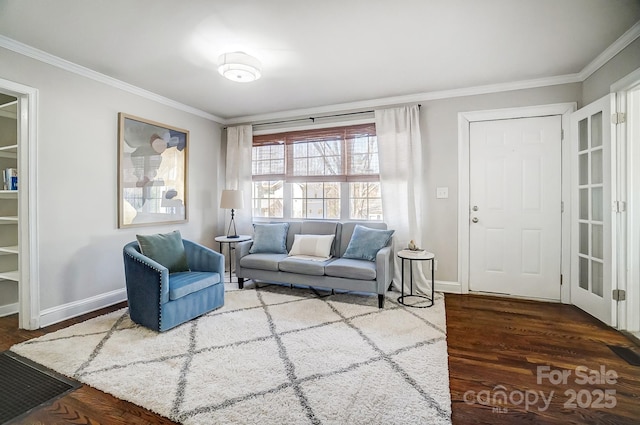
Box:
225;125;253;236
375;105;429;292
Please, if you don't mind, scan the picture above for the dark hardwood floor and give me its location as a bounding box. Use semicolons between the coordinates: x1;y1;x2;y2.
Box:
1;295;639;424
446;294;640;424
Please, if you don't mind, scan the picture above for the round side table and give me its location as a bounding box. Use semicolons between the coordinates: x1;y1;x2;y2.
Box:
215;235;252;283
397;249;435;308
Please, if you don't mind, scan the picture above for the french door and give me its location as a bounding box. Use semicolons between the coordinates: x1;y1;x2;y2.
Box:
570;94;616;326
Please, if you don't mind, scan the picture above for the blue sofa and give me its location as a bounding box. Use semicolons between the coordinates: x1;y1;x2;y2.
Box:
123;239;225;332
235;221;393;308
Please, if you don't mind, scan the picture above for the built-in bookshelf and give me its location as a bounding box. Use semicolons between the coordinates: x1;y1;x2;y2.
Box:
0;98;19;299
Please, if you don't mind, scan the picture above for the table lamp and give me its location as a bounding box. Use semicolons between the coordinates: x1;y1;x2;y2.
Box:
220;190;244;238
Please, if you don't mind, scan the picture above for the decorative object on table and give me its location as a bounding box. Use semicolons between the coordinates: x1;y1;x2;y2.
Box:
407;239;424;251
117;113;188;228
11;286;451;425
220;189;244;238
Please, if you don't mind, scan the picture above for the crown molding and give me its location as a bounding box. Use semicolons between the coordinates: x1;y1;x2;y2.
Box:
223;73;581;125
579;20;640;81
3;16;639;127
0;35;224;123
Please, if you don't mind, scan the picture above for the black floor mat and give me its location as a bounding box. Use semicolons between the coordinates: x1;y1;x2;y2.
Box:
607;345;640;366
0;351;80;424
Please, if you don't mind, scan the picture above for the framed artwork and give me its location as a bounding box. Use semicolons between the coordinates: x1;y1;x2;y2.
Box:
118;113;188;228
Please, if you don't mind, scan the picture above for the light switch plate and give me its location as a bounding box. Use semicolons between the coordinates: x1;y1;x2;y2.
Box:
436;187;448;199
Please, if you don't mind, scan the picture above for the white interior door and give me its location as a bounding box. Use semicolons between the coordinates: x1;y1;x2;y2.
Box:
571;94;616;326
469;115;562;300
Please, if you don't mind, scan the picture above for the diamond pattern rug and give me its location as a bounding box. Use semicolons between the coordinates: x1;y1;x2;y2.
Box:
11;284;451;424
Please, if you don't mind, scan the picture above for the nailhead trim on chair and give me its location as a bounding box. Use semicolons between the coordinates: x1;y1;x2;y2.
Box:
125;250;166;330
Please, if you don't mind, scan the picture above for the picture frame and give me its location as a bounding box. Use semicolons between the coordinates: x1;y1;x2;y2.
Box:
117;113;188;228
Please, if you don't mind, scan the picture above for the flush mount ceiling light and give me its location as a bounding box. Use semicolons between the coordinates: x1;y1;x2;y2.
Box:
217;52;262;83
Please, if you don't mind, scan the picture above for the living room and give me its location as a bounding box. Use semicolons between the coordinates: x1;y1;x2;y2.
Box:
1;1;640;424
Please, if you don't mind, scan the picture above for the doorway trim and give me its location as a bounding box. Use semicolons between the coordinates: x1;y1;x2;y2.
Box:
458;102;576;302
0;77;40;329
611;67;640;332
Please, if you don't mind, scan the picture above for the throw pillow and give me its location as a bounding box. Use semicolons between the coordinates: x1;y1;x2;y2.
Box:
288;234;335;259
343;225;395;261
136;230;190;273
249;223;290;254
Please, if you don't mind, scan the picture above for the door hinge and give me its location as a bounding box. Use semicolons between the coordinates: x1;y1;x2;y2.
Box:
612;289;626;301
611;112;626;124
561;129;564;140
560;274;563;286
613;201;627;213
561;201;564;213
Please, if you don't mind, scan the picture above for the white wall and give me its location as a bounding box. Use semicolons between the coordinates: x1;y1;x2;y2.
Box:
0;47;223;323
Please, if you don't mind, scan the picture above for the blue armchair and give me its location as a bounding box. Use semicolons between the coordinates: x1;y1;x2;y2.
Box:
123;239;225;332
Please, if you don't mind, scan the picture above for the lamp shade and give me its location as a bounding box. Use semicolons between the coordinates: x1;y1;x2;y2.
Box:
218;52;261;83
220;190;244;209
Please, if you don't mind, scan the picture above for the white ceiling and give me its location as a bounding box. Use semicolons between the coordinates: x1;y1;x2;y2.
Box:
1;0;639;122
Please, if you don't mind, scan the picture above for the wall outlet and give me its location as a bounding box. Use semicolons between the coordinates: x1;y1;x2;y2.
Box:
436;187;448;199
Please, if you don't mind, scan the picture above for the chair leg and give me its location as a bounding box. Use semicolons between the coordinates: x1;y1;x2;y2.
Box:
238;277;244;289
378;294;384;309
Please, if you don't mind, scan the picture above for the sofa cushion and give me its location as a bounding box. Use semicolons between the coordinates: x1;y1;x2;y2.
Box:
301;221;340;256
240;253;288;271
343;225;394;261
278;257;334;276
250;223;290;254
168;271;221;300
289;234;335;259
325;258;377;280
136;230;190;273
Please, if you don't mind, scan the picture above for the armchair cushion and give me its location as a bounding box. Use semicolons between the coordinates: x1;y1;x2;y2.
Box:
136;230;189;273
169;271;221;300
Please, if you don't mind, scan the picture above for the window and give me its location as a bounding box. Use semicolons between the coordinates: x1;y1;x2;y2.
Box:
252;124;381;220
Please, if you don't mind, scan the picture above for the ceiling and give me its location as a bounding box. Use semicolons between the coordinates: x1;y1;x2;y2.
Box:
1;0;639;122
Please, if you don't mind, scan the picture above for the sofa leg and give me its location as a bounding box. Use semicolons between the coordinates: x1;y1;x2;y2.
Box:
378;294;384;309
238;278;244;289
387;282;393;291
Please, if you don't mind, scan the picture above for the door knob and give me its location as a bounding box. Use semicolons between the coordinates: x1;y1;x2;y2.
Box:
472;206;479;211
472;217;479;223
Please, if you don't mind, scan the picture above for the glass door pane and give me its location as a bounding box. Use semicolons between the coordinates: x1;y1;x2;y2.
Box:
576;111;607;299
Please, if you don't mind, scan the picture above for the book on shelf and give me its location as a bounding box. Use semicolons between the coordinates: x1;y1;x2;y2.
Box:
3;168;17;191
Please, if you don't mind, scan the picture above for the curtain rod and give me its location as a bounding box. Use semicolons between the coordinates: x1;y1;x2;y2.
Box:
248;104;421;128
251;110;373;128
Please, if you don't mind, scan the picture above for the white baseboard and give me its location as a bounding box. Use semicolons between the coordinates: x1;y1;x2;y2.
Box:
435;280;462;294
0;302;18;318
39;288;127;328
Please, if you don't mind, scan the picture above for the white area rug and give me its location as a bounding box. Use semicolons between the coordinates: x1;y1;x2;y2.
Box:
11;284;451;424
